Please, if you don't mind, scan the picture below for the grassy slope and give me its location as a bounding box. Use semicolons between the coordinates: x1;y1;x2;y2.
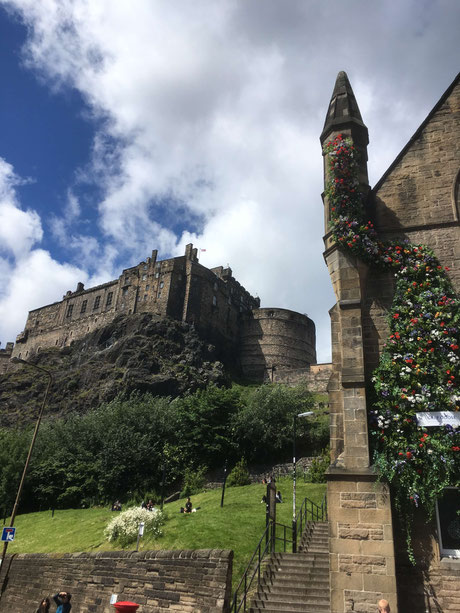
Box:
7;478;326;584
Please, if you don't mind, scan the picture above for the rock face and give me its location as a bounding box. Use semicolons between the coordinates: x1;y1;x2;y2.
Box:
0;313;226;427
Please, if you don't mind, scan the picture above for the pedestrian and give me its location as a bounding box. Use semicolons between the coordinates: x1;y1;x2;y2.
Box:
53;591;72;613
377;599;390;612
36;597;50;613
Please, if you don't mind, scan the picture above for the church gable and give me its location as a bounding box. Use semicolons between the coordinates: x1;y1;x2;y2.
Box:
372;74;460;233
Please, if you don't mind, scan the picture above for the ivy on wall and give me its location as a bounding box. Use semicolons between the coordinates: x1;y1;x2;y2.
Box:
324;134;460;561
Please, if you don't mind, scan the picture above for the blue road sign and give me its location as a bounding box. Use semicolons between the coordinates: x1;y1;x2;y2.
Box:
1;527;15;542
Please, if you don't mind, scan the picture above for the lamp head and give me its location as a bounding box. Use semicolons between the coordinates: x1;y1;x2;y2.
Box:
297;411;314;418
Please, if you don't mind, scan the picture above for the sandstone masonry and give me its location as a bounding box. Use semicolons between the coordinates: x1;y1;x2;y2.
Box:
7;244;318;380
322;72;460;613
0;549;233;613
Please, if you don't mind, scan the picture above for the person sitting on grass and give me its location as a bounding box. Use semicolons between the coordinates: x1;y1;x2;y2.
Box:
184;497;193;513
53;591;71;613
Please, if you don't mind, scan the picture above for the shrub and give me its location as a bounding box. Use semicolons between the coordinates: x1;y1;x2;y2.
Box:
104;506;164;547
305;448;330;483
226;458;251;487
181;465;208;497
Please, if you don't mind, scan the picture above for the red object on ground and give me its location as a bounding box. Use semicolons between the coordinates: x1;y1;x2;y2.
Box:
113;602;140;612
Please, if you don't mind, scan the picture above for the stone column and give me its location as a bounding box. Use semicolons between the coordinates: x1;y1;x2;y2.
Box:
321;72;399;613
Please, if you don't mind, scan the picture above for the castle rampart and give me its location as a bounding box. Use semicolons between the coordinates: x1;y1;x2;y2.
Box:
239;307;317;381
10;243;262;364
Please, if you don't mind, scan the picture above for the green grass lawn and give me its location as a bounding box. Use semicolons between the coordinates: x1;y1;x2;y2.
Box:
6;478;326;587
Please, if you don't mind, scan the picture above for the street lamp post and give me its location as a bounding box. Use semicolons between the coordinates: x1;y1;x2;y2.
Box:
292;411;313;553
0;358;53;571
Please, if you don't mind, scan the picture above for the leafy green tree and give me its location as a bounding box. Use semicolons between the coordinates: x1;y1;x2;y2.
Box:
226;458;251;487
231;385;316;462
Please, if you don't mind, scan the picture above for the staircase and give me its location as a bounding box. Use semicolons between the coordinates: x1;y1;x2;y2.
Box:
249;522;330;613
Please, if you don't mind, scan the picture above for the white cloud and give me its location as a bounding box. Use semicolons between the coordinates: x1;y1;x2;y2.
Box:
0;158;42;258
0;158;89;345
1;0;459;360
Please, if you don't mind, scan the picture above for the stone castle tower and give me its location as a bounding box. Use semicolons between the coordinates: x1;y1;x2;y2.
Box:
322;71;460;612
3;244;318;381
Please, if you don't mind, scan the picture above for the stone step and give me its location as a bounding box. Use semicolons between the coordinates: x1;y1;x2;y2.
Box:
251;600;329;612
249;522;330;613
250;604;330;613
256;591;330;604
260;577;329;590
267;567;329;580
259;586;329;598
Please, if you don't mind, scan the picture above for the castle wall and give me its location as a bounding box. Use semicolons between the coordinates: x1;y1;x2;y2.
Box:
9;244;261;365
0;549;232;613
272;362;332;392
239;308;316;381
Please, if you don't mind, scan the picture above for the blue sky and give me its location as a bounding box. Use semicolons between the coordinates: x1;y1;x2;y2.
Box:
0;0;459;362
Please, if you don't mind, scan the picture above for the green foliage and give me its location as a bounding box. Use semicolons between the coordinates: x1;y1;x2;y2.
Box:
231;384;317;462
305;448;330;483
0;382;324;514
0;427;31;517
181;465;208;497
226;458;251;487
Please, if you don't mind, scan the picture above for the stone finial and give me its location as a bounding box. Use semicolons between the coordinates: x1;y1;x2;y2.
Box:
320;71;368;145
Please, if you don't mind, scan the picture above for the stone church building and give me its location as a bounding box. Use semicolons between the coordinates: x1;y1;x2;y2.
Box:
322;72;459;612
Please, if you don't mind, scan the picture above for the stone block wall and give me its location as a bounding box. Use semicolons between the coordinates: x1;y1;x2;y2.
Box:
328;475;397;613
271;362;331;392
0;549;233;613
8;244;261;367
239;308;317;381
394;511;460;612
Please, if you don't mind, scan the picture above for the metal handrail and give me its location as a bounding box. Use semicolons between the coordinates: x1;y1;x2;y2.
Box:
231;494;327;612
295;492;328;550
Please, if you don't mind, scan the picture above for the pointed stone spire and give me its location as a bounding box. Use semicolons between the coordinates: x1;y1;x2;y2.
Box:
320;71;368;145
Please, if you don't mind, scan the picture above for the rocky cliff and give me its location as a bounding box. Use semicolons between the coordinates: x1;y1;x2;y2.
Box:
0;313;227;427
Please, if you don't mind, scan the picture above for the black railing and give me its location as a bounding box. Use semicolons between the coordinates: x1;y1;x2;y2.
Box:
295;491;327;551
231;494;327;613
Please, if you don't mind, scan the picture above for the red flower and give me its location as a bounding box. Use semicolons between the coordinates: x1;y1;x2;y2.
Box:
393;313;400;319
406;452;412;459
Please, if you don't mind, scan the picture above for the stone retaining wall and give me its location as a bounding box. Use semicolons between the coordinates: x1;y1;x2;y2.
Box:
0;549;232;613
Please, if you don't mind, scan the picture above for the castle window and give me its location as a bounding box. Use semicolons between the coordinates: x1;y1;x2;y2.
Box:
228;296;231;305
66;304;74;317
142;274;147;280
155;272;159;278
212;295;217;306
157;291;161;298
80;300;87;314
159;281;164;289
93;296;101;310
122;287;128;295
213;282;218;291
146;284;150;290
143;294;147;301
143;264;147;270
106;292;113;307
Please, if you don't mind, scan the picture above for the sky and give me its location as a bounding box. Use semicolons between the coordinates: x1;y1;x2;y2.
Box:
0;1;459;363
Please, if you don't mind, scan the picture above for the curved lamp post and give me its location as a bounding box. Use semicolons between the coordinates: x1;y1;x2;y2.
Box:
292;411;313;553
0;358;53;571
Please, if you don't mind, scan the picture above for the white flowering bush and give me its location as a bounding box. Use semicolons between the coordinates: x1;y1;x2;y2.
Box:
105;507;165;547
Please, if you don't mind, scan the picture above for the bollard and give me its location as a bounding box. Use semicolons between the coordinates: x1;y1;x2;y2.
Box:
113;602;140;612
